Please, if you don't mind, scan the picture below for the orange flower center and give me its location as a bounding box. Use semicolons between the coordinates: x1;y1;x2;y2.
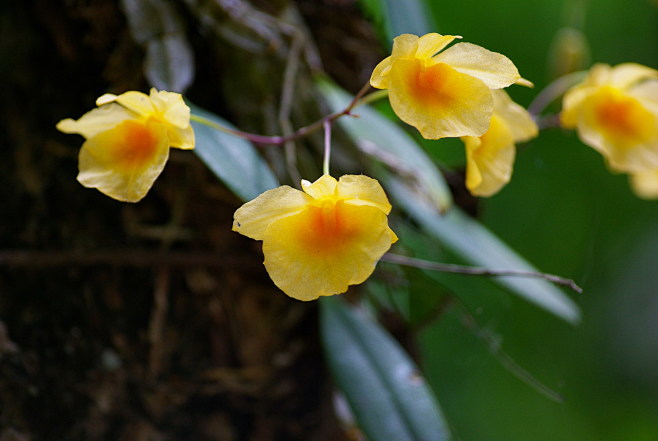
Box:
296;200;360;255
410;62;456;106
593;87;653;143
114;120;161;169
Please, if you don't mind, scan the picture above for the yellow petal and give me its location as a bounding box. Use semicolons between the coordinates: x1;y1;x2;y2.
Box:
582;87;658;171
609;63;658;90
416;33;461;59
165;124;195;150
149;88;191;129
434;42;521;89
262;202;396;301
492;90;538;142
336;175;392;214
302;174;338;199
370;57;392;89
388;58;493;138
561;83;590;129
464;114;516;197
56;104;135;139
97;90;154;115
77;119;170;202
629;168;658;199
233;185;313;240
391;34;420;59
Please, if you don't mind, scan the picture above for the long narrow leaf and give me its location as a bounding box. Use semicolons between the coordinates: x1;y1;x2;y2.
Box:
321;297;451;441
190;105;278;201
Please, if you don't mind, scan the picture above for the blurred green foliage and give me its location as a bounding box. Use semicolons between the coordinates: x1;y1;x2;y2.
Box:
405;1;658;440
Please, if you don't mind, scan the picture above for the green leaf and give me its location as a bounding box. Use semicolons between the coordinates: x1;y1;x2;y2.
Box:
317;80;452;212
382;0;433;40
321;297;451;441
385;175;581;324
121;0;194;92
190;105;279;201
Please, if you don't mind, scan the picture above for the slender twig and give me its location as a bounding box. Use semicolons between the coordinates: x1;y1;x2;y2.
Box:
190;81;373;146
323;119;331;175
381;253;583;294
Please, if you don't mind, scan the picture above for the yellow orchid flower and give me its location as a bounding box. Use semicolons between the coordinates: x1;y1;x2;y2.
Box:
233;175;398;301
629;168;658;199
370;33;525;139
57;88;194;202
561;63;658;172
462;90;538;197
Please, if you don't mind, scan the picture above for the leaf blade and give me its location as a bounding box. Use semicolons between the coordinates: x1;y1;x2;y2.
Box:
321;297;451;441
190;105;278;201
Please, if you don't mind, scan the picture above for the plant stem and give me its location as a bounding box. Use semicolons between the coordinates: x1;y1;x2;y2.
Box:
190;81;376;146
381;253;583;294
323;119;331;175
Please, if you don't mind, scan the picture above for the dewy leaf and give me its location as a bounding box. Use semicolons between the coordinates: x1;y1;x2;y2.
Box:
384;175;581;324
190;105;279;202
317;80;452;212
121;0;194;93
320;297;451;441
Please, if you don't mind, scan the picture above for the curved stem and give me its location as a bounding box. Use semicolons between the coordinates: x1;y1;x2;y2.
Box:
190;81;377;146
528;70;586;117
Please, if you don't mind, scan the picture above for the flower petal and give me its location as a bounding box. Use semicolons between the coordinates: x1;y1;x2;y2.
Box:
416;33;461;59
77;119;170;202
370;57;393;89
464;114;516;197
149;88;191;129
56;104;136;139
302;174;338;199
434;42;521;89
630;168;658;199
233;185;313;240
262;202;396;301
492;90;538;142
388;58;493;138
576;88;658;171
336;175;392;214
97;90;154;115
391;34;420;59
609;63;658;89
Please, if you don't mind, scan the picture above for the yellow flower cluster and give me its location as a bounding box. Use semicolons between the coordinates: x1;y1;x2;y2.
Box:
57;88;194;202
561;63;658;198
370;33;537;197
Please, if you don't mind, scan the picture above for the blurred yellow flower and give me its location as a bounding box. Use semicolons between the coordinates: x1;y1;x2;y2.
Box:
462;90;538;197
57;88;194;202
233;175;398;301
629;168;658;199
370;33;525;139
561;63;658;172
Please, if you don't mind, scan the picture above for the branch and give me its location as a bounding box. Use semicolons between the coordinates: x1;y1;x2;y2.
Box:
381;253;583;294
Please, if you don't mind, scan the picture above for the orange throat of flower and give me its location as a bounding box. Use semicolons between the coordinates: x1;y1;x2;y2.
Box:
592;87;654;144
112;119;164;170
295;199;361;256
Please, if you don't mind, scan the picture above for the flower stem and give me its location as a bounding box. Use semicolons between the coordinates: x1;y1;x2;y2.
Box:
323;119;331;175
190;81;377;146
381;253;583;294
527;70;586;117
